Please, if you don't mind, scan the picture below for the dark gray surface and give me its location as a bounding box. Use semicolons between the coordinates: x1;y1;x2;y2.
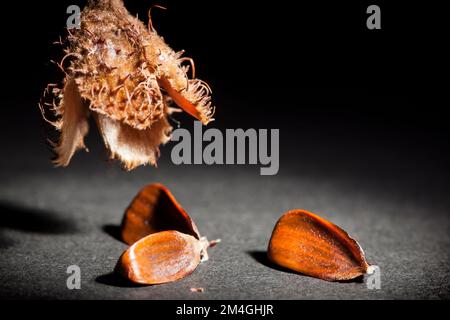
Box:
1;103;450;300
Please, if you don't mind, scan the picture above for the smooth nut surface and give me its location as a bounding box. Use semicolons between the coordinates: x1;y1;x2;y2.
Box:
121;183;200;245
115;230;202;285
268;210;370;281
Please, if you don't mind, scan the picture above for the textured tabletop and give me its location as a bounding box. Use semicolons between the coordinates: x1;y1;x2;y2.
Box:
1;95;449;300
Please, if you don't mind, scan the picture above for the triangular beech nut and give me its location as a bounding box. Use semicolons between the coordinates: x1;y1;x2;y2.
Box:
268;210;370;281
121;183;201;245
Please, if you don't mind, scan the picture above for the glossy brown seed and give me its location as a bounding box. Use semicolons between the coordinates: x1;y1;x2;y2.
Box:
268;210;370;281
121;183;200;245
115;230;203;285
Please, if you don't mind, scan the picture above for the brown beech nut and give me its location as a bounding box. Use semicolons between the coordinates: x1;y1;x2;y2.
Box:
115;230;207;285
268;210;370;281
121;183;201;245
116;183;219;285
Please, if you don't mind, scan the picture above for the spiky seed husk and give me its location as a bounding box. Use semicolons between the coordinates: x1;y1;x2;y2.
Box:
40;0;215;170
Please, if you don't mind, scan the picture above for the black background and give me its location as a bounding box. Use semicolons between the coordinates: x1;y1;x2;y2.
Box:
2;0;447;129
2;0;448;186
0;0;449;300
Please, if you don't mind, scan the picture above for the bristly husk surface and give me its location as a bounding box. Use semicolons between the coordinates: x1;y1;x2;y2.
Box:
40;0;215;170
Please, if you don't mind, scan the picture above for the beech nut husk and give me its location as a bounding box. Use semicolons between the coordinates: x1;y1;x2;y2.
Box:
268;210;371;281
39;0;215;170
